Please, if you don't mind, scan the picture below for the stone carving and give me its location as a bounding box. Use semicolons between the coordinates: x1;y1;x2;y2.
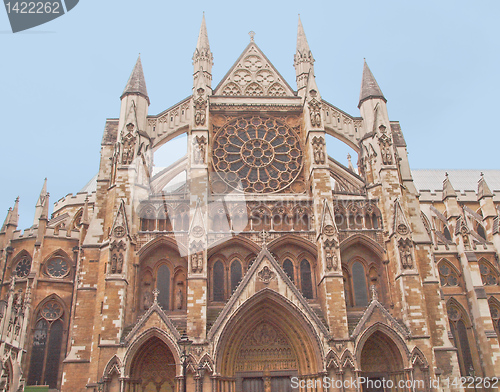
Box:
308;98;322;128
109;240;126;274
190;252;203;274
257;266;276;284
121;123;136;165
378;133;393;165
311;136;325;164
143;290;152;309
110;141;120;183
398;237;413;269
194;89;207;126
324;239;338;271
175;286;184;310
370;284;378;301
193;135;207;164
397;223;409;236
113;225;125;238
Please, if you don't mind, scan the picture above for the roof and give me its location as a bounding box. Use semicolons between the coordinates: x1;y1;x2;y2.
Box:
411;170;500;192
358;60;386;107
121;56;149;103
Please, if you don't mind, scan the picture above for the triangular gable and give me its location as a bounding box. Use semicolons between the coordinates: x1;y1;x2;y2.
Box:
213;42;296;97
392;198;411;237
111;199;130;239
122;295;181;345
208;245;329;341
351;298;410;339
318;199;338;239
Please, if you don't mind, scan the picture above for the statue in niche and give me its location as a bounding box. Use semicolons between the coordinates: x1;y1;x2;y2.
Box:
379;135;393;165
143;290;152;309
311;136;325;164
121;123;136;165
116;254;123;274
193;136;206;164
110;254;117;273
175;286;184;310
398;238;413;269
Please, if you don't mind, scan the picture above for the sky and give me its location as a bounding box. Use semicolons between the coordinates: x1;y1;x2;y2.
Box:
1;0;499;230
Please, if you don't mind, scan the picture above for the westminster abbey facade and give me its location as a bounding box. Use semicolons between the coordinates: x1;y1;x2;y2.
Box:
1;16;500;392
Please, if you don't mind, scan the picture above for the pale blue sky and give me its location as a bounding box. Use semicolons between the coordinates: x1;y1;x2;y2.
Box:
1;0;499;230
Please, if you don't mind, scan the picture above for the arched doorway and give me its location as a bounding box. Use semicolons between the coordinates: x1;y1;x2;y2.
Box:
128;337;176;392
359;330;406;392
216;290;321;392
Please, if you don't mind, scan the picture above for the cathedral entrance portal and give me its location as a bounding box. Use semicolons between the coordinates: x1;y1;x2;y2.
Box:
217;292;320;392
128;337;176;392
359;330;406;392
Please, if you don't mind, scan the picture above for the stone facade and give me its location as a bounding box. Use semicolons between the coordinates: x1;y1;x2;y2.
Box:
1;15;500;392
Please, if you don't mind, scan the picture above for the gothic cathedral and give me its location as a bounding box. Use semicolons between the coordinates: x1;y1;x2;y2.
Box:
1;16;500;392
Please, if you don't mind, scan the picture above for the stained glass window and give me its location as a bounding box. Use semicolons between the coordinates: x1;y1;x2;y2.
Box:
14;257;31;278
352;261;368;307
28;301;64;388
479;262;497;286
283;259;294;282
300;259;313;299
213;261;225;302
448;304;475;376
157;265;171;310
438;262;459;286
231;260;242;294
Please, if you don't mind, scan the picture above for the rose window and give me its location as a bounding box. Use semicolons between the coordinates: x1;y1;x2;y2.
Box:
212;115;303;193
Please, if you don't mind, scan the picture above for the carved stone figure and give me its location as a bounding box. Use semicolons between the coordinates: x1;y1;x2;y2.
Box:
308;98;322;128
121;123;136;165
398;238;413;269
193;135;207;164
194;94;207;126
116;253;123;274
378;134;393;165
110;254;117;273
311;136;325;164
143;290;152;310
175;287;184;310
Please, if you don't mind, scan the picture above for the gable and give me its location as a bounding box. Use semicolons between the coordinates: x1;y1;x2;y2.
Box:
213;42;295;97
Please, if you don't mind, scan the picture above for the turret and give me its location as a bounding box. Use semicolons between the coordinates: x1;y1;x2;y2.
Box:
294;16;315;96
358;60;389;137
478;173;496;218
193;13;213;95
118;55;150;143
442;173;460;218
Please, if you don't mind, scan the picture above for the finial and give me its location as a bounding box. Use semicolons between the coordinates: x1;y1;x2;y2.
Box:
259;229;269;247
445;172;449;178
370;284;378;301
249;31;255;42
152;289;159;304
347;153;351;161
480;172;484;177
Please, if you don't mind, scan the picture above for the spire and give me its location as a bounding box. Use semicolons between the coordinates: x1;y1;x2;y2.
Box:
8;197;19;227
196;13;210;53
296;15;313;59
294;15;315;94
121;55;149;105
478;172;493;200
193;13;213;92
40;193;49;220
358;59;386;108
347;154;354;172
33;178;48;226
1;208;12;233
442;172;457;199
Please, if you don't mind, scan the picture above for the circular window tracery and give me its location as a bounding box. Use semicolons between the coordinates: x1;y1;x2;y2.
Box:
212;115;303;193
40;301;63;321
14;257;31;278
46;258;69;278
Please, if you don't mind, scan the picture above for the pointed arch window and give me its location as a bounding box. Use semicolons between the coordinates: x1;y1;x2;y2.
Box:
230;259;242;294
447;303;474;376
300;259;313;299
352;261;368;307
476;224;487;240
213;260;225;302
479;261;497;286
157;265;171;310
488;301;500;339
28;301;64;388
283;259;294;282
438;262;459;287
443;226;452;241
